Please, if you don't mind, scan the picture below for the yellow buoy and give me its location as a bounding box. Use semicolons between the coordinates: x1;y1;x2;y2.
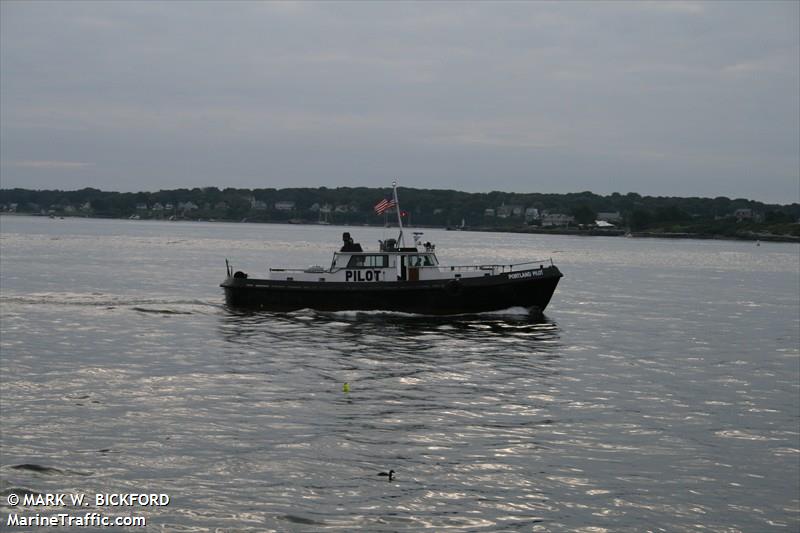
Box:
343;382;350;393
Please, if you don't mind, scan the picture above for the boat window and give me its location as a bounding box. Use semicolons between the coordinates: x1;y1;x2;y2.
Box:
346;255;388;268
406;254;435;267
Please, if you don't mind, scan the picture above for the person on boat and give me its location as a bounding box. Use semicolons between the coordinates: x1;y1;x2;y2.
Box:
340;232;363;252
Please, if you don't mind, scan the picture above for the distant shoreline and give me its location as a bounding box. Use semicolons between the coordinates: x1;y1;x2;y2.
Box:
465;225;800;243
3;212;798;243
3;186;798;243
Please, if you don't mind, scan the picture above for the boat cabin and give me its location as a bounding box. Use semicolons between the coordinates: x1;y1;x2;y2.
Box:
332;242;439;282
269;231;489;283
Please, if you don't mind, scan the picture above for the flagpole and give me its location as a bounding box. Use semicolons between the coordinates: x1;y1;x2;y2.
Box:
392;180;404;247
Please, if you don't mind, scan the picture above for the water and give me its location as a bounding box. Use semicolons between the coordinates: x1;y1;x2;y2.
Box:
1;215;798;532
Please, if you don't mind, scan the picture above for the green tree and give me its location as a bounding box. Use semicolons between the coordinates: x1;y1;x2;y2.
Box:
629;209;653;230
571;204;597;225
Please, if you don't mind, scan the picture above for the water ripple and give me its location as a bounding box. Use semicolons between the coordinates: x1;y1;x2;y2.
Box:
2;217;798;531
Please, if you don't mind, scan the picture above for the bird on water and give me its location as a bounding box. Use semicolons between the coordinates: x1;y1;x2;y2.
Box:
378;470;395;481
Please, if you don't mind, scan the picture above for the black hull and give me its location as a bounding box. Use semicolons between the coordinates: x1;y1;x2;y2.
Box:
221;266;562;315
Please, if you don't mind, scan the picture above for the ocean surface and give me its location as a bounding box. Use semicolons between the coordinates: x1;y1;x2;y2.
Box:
0;215;798;532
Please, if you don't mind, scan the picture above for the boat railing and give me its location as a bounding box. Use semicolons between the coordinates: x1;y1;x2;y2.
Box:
270;267;327;273
269;258;555;275
443;258;554;274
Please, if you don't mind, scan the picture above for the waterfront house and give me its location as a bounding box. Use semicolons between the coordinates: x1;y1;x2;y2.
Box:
541;213;575;227
275;201;296;211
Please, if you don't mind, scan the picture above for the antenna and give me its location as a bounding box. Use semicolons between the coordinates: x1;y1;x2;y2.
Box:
392;180;405;247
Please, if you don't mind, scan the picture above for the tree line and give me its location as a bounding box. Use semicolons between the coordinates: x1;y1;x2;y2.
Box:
1;186;798;238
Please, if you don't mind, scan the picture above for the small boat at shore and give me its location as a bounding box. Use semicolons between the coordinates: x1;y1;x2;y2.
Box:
221;184;563;315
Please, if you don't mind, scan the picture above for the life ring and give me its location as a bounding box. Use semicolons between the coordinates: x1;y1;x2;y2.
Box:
445;279;463;296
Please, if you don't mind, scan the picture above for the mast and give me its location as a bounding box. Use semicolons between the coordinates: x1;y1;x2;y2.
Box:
392;180;405;247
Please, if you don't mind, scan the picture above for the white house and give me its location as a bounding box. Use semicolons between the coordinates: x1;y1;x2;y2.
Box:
250;196;268;210
275;201;296;211
541;213;575;227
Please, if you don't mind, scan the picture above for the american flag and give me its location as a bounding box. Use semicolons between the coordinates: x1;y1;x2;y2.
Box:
374;197;396;215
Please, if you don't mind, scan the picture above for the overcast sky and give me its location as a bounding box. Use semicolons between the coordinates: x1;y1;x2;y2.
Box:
1;1;798;203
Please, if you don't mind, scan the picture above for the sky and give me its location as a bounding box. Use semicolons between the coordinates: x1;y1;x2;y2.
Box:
1;1;798;203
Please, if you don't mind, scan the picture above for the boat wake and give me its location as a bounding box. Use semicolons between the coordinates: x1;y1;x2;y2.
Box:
307;305;548;321
132;307;194;315
0;292;221;315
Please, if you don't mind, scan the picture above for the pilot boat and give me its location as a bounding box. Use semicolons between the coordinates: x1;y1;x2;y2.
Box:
221;184;563;315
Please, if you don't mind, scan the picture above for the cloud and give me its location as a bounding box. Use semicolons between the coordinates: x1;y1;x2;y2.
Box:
631;1;706;15
0;1;797;202
6;160;93;169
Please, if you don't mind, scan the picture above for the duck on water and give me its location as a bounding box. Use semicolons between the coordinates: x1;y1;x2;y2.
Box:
221;183;563;315
378;470;395;481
